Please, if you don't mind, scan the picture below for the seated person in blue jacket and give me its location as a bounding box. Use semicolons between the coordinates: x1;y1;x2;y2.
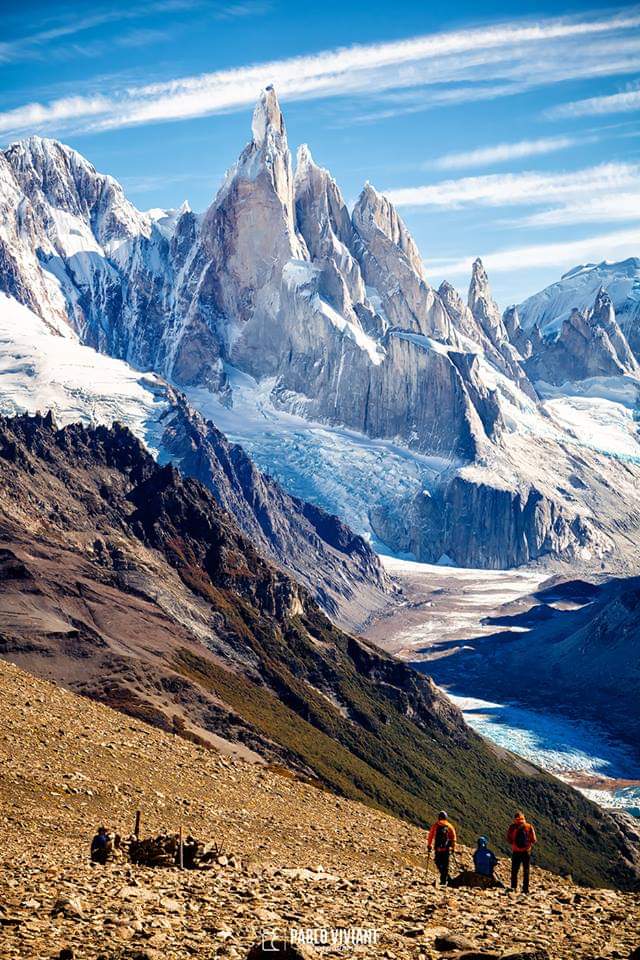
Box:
473;836;498;878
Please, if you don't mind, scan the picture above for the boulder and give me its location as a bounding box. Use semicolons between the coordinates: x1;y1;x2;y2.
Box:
435;932;476;952
51;897;83;920
499;950;550;960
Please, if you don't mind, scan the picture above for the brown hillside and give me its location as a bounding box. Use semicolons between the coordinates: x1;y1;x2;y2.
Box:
1;660;639;960
1;413;638;891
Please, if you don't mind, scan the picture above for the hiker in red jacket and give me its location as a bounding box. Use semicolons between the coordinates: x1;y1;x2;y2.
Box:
507;812;537;893
427;811;457;886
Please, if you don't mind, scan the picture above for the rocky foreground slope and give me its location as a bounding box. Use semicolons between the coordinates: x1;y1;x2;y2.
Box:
0;412;638;890
1;659;639;960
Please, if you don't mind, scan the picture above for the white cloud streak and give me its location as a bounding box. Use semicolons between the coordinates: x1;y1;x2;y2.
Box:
431;136;580;171
427;228;640;276
520;193;640;227
1;8;639;137
0;2;195;63
547;87;640;119
0;2;266;65
0;96;112;134
385;162;638;209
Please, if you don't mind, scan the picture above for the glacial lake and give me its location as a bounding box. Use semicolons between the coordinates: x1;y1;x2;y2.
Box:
449;693;640;817
368;557;640;818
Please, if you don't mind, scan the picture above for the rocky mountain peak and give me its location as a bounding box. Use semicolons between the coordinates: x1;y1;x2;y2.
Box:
353;182;426;280
591;286;615;324
467;260;536;396
468;256;489;295
468;258;506;338
251;84;285;146
293;142;362;300
295;142;314;174
3;135;150;247
199;87;307;345
503;304;522;338
523;283;640;385
438;279;464;312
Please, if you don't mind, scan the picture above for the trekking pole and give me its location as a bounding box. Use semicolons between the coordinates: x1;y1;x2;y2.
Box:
426;849;431;880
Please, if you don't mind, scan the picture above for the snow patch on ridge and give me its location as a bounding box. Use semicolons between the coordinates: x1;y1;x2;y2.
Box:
0;293;170;457
318;298;385;365
519;257;640;337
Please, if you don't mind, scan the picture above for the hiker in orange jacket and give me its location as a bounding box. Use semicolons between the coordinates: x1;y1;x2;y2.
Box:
427;811;457;886
507;812;537;893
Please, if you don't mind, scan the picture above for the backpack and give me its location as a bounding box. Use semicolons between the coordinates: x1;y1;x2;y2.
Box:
435;823;451;851
514;824;529;849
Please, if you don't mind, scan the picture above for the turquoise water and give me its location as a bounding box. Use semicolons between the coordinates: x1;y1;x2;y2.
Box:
449;693;640;817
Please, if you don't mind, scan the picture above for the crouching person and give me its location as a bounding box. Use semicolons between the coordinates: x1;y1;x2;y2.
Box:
90;826;111;865
473;836;498;879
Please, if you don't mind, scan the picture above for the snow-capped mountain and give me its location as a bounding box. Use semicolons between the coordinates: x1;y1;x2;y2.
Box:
0;292;388;629
514;288;639;388
1;87;639;571
509;259;640;391
517;258;640;351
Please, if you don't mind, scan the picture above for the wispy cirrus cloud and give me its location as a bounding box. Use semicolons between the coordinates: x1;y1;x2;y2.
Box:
0;0;264;65
386;162;640;231
0;7;639;138
546;85;640;119
520;193;640;227
427;227;640;277
431;135;581;171
0;1;195;63
385;162;639;209
0;96;112;134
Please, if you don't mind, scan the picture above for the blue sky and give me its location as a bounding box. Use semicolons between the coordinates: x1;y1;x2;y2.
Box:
1;0;639;305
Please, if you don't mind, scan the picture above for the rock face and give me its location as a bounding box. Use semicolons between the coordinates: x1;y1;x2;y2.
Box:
0;292;388;630
351;182;451;339
160;396;390;629
517;256;640;359
372;470;594;569
201;87;308;353
467;259;536;398
1;91;640;569
519;288;640;386
1;659;639;960
0;136;225;392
